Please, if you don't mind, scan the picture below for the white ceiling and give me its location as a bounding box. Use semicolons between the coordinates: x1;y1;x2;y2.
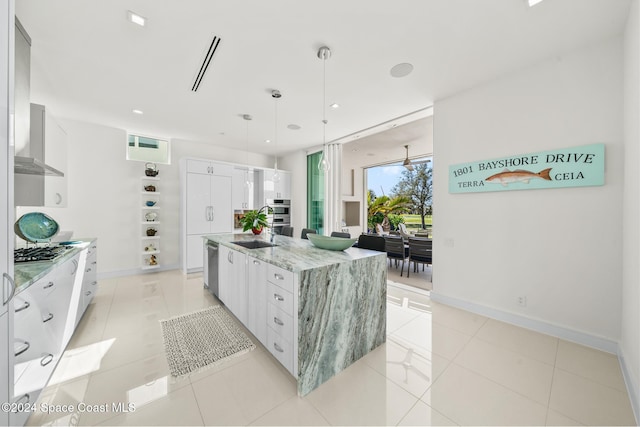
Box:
16;0;631;157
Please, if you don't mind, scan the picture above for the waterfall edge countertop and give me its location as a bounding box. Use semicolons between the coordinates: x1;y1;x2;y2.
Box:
204;232;384;272
14;239;95;294
205;232;387;396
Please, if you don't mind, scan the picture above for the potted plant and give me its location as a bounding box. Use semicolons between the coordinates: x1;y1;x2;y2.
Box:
239;209;270;235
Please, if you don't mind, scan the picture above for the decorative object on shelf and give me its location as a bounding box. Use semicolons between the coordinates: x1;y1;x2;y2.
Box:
146;227;158;236
307;233;357;251
145;200;157;207
239;208;270;235
145;212;158;222
148;254;158;265
317;46;331;172
145;162;159;177
14;212;60;243
144;243;156;252
144;184;156;192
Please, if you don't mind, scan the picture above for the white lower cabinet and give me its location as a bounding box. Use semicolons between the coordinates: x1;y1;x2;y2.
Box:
214;244;296;376
218;246;247;325
10;241;97;426
247;256;267;344
0;310;10;427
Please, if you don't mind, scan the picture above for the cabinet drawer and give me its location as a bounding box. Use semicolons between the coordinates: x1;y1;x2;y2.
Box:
267;303;293;343
267;264;294;293
9;389;42;427
267;281;293;317
267;327;293;374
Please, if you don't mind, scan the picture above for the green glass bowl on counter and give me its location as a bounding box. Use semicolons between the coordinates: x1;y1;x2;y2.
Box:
14;212;59;243
307;233;357;251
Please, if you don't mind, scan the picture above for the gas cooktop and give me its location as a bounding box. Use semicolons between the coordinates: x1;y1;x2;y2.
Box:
14;246;72;263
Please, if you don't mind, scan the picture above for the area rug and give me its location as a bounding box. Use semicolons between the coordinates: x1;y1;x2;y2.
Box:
160;306;255;377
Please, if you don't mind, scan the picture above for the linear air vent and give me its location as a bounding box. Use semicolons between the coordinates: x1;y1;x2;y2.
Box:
192;36;221;92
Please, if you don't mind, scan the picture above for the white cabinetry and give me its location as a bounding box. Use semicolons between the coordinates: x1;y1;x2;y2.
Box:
265;264;294;373
262;169;291;202
76;240;97;324
181;159;233;273
141;176;161;270
12;252;80;422
232;167;255;210
218;245;247;325
247;256;267;344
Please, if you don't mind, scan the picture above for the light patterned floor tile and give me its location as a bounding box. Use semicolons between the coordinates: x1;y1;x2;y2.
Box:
555;340;627;391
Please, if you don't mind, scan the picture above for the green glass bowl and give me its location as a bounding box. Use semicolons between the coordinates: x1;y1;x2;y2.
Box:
15;212;60;243
307;234;357;251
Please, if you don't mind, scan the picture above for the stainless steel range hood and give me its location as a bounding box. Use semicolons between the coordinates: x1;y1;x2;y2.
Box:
14;18;64;178
14;156;64;176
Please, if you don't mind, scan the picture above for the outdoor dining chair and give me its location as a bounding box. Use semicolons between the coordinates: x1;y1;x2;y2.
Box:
407;237;432;278
385;235;408;276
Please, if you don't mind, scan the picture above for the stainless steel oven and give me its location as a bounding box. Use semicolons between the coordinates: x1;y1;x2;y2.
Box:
267;199;291;233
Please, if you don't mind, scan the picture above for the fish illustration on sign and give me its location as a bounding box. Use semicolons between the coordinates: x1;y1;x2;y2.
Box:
485;168;552;186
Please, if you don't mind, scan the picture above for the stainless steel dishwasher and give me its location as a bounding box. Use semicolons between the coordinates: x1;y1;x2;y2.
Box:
206;241;219;297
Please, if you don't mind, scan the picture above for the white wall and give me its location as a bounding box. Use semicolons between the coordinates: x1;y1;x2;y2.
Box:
16;120;273;276
432;36;624;348
622;0;640;418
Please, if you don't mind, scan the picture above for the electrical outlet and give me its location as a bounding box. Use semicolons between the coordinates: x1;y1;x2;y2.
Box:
517;296;527;307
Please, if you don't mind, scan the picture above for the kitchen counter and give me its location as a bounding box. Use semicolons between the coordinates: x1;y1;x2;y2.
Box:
14;239;95;294
206;232;382;272
206;233;387;396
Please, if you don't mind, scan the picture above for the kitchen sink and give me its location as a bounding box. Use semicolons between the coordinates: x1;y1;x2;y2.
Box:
231;240;278;249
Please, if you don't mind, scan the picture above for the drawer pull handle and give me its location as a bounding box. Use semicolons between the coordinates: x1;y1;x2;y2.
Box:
273;317;284;326
253;260;260;265
274;273;284;281
273;342;284;353
85;291;92;296
43;313;54;323
15;341;30;356
86;268;92;273
92;281;98;285
41;353;54;366
43;281;54;289
92;261;97;265
273;293;284;302
15;301;30;313
15;393;30;405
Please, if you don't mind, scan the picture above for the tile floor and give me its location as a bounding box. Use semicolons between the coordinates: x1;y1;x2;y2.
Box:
25;269;636;426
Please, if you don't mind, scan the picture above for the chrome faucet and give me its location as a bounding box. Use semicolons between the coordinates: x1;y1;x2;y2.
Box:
254;205;275;243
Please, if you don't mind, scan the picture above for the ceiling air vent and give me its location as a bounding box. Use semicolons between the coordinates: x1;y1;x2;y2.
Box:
191;35;221;92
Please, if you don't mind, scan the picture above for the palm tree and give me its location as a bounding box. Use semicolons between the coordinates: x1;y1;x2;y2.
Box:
367;191;410;231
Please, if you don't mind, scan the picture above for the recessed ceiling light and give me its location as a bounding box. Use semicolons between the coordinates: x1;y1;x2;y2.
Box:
390;63;414;78
330;103;340;109
132;109;143;115
265;139;271;143
127;10;147;26
527;0;544;6
287;124;301;130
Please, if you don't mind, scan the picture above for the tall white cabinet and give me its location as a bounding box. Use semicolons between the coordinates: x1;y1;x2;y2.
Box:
1;4;15;426
181;159;233;273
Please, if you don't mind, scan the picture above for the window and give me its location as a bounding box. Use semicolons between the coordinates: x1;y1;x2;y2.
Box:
127;134;170;164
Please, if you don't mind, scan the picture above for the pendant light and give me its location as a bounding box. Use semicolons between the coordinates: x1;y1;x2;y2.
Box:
272;89;281;183
243;114;252;188
317;46;331;172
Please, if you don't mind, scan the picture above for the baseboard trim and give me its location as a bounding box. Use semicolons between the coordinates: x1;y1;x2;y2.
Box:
429;291;618;354
97;263;180;280
618;348;640;425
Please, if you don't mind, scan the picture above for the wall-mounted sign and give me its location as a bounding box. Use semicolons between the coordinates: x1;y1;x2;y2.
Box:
449;143;605;194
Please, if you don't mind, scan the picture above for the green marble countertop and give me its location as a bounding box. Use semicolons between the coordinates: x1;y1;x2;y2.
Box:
204;233;385;273
14;238;96;294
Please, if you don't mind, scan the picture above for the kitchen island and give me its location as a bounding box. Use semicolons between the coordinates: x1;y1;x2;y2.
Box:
205;233;386;396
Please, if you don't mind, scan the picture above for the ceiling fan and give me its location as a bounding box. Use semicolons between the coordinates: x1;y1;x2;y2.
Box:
402;145;430;171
